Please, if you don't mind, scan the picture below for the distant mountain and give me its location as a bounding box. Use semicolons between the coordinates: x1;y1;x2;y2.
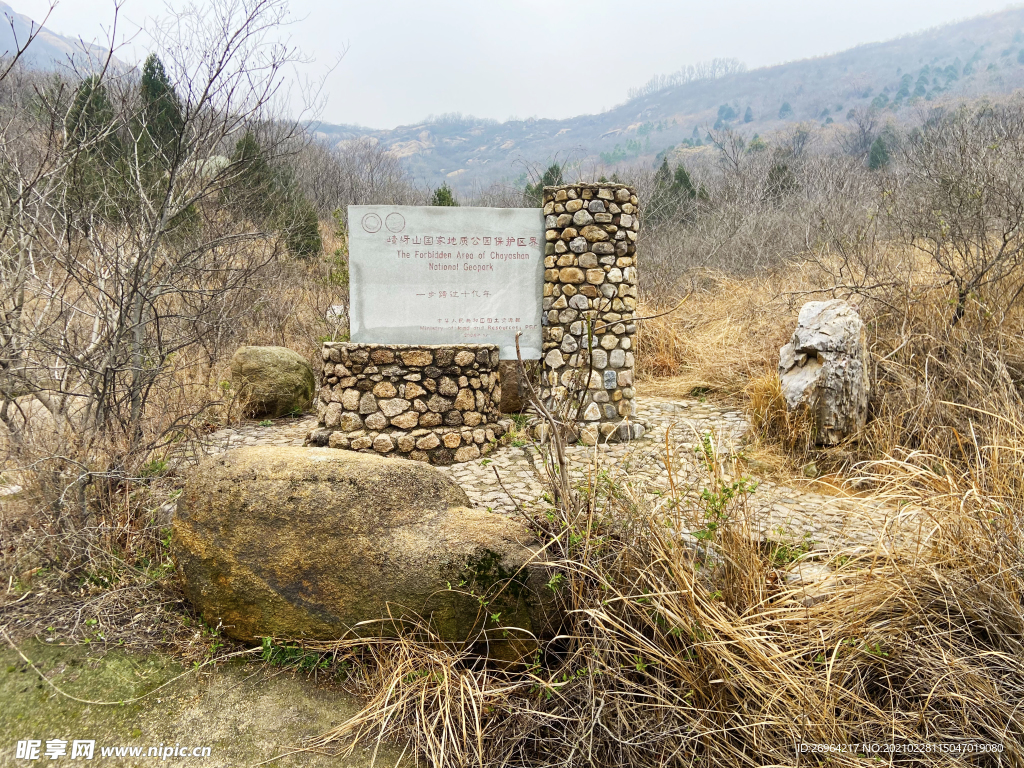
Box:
0;1;113;71
313;7;1024;192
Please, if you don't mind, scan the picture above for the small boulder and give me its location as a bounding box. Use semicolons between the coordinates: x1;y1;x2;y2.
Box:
173;447;554;656
498;360;534;413
778;300;869;444
230;346;315;419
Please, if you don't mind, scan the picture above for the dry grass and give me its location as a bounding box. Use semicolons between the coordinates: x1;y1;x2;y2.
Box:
635;255;1024;481
296;427;1024;767
633;271;806;397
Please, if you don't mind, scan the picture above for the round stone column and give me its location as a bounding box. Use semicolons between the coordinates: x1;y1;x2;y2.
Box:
540;183;643;442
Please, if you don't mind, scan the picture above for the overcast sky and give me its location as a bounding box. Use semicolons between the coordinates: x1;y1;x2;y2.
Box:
14;0;1020;129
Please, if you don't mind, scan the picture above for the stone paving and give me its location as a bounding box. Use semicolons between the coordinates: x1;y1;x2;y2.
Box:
174;396;905;552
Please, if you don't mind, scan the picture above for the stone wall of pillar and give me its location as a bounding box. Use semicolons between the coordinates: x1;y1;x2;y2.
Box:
307;343;508;465
541;183;644;442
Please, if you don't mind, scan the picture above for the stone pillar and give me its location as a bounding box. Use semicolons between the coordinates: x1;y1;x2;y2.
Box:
540;183;643;443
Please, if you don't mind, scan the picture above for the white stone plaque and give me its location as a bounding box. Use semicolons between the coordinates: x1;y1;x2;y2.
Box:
348;205;544;359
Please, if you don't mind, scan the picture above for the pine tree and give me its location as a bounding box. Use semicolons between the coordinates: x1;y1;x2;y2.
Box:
230;131;279;220
227;131;322;258
65;76;122;224
283;197;323;259
525;163;564;205
766;161;796;201
671;164;697;199
66;76;117;155
648;159;677;223
743;106;754;123
717;104;738;122
139;54;184;166
654;158;672;189
778;102;794;119
430;182;459;206
868;136;890;170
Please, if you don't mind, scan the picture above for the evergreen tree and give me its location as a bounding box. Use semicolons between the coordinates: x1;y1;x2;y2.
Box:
66;76;117;156
654;158;672;189
671;163;697;199
139;54;184;163
228;131;322;258
717;104;738;122
766;161;796;202
650;160;707;221
647;159;675;223
743;106;754;123
65;76;122;224
230;131;279;220
868;136;890;170
430;182;459;206
284;197;323;259
778;102;794;119
524;163;563;205
747;134;768;153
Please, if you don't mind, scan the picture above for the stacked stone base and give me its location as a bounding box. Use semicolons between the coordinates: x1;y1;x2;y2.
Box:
307;343;509;466
576;417;646;445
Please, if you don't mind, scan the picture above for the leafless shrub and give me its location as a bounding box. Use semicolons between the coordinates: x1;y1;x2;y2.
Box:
293;137;423;222
886;99;1024;325
0;0;316;571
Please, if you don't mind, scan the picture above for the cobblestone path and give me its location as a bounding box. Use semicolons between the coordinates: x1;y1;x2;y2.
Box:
177;396;905;552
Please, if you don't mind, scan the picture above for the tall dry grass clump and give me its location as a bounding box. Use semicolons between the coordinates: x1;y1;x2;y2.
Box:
299;425;1024;767
633;273;798;396
857;270;1024;491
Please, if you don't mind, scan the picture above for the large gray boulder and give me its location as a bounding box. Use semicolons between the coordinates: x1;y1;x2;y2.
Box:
778;300;869;445
173;446;555;657
229;346;315;418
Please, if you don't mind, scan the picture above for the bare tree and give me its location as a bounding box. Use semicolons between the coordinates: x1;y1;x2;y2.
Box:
888;100;1024;325
0;0;314;544
293;137;422;223
841;106;882;157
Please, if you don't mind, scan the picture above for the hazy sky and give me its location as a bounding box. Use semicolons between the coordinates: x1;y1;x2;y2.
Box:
14;0;1020;128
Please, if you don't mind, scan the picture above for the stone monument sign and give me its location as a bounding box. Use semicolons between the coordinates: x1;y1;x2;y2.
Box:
348;205;544;360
